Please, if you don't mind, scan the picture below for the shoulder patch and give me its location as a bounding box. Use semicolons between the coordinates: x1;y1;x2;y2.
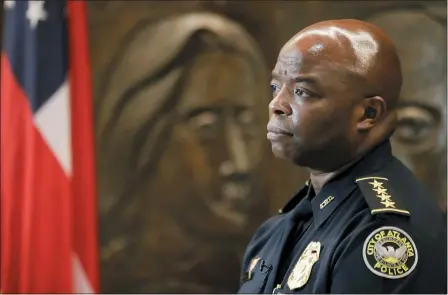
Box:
362;226;418;279
356;176;410;216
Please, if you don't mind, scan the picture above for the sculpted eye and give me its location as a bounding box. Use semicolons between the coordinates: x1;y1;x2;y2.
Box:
395;118;432;142
189;111;219;138
238;110;254;124
237;109;259;138
395;107;436;142
392;105;441;154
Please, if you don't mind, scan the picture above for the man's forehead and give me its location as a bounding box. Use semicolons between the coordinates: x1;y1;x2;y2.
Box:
277;49;303;65
273;49;303;76
272;46;341;78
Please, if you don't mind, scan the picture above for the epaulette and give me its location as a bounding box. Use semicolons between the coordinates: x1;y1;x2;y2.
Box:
355;176;410;216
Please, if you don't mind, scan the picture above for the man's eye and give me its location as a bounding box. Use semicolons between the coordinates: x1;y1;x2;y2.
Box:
270;83;280;94
294;88;310;98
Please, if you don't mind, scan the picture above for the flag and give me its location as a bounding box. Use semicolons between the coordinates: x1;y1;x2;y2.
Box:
1;0;99;293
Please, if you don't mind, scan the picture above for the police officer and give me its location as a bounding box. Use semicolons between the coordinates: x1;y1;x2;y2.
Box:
237;19;447;294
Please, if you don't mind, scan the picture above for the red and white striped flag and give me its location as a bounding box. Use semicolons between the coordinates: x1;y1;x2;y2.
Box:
1;0;99;292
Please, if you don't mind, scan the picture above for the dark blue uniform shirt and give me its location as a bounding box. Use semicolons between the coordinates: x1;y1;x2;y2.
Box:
238;141;447;293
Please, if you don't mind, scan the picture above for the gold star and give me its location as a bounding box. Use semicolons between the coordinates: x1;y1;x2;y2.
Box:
373;187;387;194
377;193;391;202
369;179;383;188
381;199;396;208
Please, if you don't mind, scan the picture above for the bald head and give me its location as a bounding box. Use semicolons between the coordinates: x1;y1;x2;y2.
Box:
282;19;402;109
268;19;404;171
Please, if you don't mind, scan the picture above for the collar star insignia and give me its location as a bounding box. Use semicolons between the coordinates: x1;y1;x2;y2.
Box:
369;179;383;188
356;176;410;216
381;199;396;208
377;193;391;202
373;187;387;194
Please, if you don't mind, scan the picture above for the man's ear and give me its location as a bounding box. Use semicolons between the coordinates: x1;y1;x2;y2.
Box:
357;96;387;131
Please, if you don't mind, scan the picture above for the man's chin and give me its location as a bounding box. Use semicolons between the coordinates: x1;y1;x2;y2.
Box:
271;144;292;161
271;144;310;167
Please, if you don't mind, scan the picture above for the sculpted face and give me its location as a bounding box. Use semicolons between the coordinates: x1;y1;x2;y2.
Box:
268;22;387;171
163;51;265;234
97;13;270;293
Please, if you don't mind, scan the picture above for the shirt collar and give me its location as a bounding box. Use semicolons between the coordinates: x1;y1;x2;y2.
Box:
278;181;310;214
310;140;394;228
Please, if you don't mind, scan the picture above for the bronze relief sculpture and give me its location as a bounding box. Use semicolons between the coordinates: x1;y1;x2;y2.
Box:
95;12;270;293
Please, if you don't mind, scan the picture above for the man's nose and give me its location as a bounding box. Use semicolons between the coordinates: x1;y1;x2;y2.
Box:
269;88;292;116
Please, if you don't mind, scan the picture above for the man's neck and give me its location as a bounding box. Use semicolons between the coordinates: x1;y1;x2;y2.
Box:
306;137;389;195
308;158;359;195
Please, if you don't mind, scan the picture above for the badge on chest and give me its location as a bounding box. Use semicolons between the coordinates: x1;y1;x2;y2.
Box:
287;241;321;290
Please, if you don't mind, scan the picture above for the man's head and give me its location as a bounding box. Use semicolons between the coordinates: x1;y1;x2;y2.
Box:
267;19;402;171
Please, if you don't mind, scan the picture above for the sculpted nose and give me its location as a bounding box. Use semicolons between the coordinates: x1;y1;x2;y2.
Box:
224;117;250;174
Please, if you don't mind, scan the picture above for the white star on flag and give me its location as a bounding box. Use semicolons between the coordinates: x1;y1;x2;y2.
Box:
26;1;48;29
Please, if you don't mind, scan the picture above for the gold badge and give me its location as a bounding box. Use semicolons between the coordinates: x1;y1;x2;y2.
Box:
363;226;418;279
287;241;321;290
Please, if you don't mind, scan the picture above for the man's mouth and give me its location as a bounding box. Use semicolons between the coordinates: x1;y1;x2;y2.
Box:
267;132;293;141
267;124;293;140
267;125;293;135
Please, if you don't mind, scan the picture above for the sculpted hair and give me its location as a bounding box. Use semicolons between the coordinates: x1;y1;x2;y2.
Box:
96;13;267;239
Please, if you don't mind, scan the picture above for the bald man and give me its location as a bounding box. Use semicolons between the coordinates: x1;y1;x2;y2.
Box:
237;19;446;294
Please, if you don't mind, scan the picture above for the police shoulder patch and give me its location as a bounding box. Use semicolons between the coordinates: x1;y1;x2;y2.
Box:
362;226;418;279
356;176;410;216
